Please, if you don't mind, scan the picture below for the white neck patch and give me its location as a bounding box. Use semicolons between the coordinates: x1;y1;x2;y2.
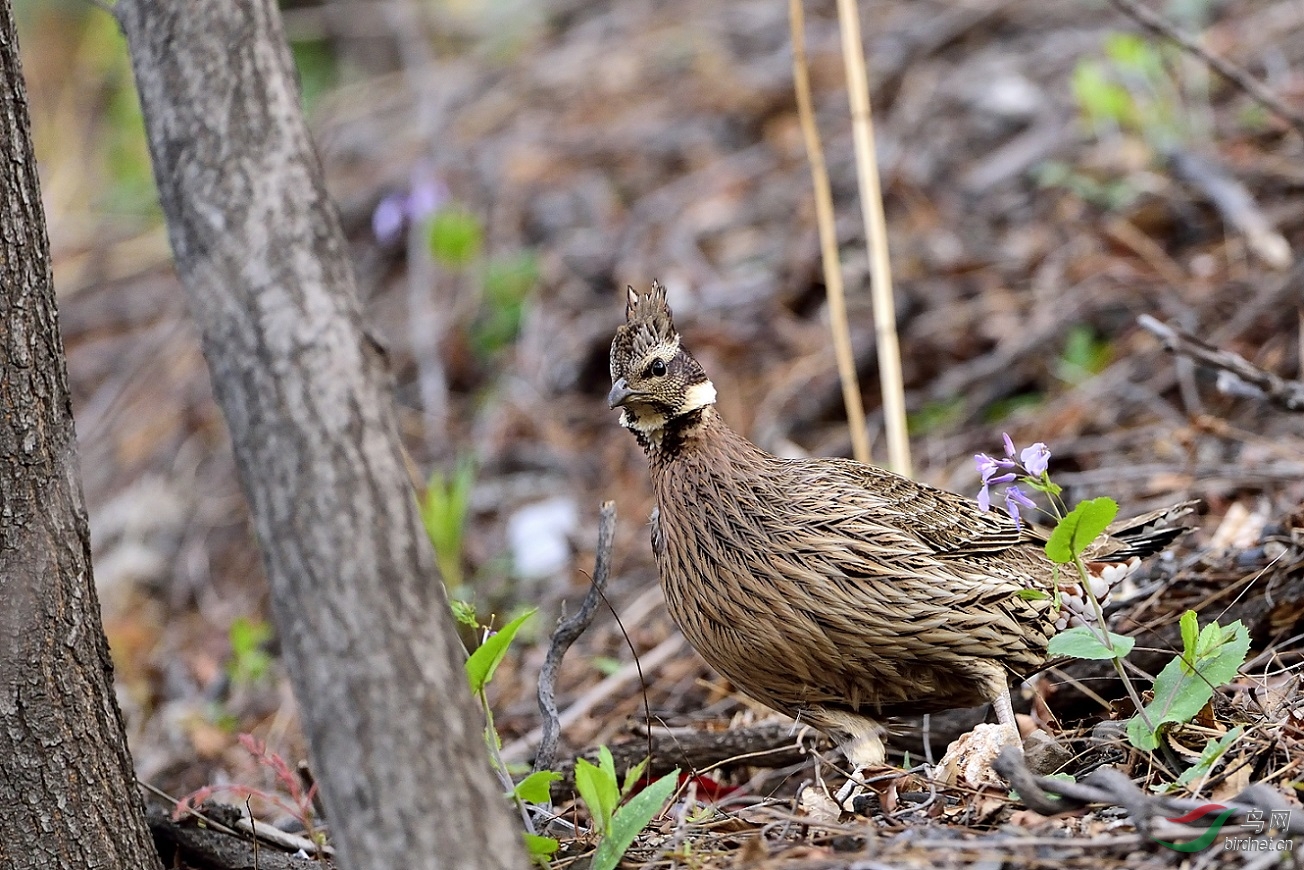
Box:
621;407;667;446
680;379;717;414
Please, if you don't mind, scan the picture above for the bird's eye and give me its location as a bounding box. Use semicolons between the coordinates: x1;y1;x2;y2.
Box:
649;359;667;377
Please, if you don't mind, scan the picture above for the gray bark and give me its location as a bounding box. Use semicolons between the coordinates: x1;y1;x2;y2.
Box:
0;3;164;868
112;2;525;868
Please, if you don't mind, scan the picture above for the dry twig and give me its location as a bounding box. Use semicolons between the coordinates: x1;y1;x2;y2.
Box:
835;0;911;477
789;0;872;466
1139;315;1304;412
995;746;1304;835
534;500;617;773
1167;149;1292;270
504;634;685;765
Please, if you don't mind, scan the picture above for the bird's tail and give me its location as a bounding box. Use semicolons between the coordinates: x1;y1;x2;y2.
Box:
1101;499;1198;561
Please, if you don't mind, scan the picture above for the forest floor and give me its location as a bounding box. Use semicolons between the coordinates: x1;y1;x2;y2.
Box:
19;0;1304;866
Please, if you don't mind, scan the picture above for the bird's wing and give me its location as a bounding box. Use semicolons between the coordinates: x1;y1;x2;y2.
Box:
818;458;1032;557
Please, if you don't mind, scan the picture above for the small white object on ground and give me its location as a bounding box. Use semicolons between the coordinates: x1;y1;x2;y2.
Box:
507;497;579;580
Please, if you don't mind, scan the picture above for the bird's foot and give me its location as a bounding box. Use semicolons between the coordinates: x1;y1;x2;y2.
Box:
937;722;1021;789
834;764;915;815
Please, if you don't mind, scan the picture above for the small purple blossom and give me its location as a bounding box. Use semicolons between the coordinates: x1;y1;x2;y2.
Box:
406;175;446;221
1005;485;1036;510
1020;442;1051;477
974;453;1016;482
1004;486;1036;528
372;194;408;245
975;435;1055;528
371;167;450;245
974;452;1019;513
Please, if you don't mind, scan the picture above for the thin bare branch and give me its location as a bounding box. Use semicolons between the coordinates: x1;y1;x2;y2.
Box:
789;0;873;466
534;500;618;773
836;0;911;477
1139;315;1304;412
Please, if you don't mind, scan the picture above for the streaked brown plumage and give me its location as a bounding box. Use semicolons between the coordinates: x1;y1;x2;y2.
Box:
609;281;1189;768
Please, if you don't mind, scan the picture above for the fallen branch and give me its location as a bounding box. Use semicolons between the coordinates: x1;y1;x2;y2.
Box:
548;722;832;800
1139;315;1304;412
534;500;618;773
146;803;336;870
995;746;1304;836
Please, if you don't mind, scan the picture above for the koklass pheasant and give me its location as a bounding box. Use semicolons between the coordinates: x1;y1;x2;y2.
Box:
608;281;1187;772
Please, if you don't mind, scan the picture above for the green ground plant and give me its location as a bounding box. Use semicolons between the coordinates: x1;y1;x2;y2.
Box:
421;457;476;594
464;610;679;867
226;616;273;687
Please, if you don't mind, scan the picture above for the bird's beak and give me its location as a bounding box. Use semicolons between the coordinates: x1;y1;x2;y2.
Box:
608;378;637;409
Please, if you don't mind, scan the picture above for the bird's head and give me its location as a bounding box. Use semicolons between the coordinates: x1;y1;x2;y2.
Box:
608;281;716;442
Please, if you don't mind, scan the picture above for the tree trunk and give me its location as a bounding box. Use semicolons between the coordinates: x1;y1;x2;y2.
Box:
0;5;164;869
112;2;525;868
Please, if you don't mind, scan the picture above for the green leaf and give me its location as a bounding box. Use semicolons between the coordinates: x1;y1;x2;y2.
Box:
1023;476;1063;497
523;833;559;864
590;770;679;870
1179;609;1199;661
1127;619;1250;750
621;757;650;799
1045;497;1119;563
426;205;483;267
599;745;618;785
1104;32;1164;83
1072;61;1137;128
1057;325;1112;384
422;458;475;590
511;770;561;804
464;609;536;694
1170;726;1244;791
227;617;273;684
1016;588;1050;601
1047;625;1134;660
574;756;620;837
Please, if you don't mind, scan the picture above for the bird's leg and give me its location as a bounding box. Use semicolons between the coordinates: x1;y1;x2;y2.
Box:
992;687;1021;749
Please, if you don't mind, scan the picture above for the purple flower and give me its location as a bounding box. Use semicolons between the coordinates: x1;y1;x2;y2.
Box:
1006;485;1036;510
975;452;1018;513
1004;486;1036;528
406;173;448;222
1020;442;1051;477
372;194;408;245
371;167;450;245
974;453;1016;483
976;436;1051;522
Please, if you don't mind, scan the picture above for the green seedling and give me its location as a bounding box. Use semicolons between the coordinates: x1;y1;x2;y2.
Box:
574;748;680;870
1127;611;1250;751
421;457;475;593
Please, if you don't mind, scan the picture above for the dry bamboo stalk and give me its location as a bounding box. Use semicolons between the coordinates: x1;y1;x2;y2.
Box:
788;0;872;466
835;0;911;478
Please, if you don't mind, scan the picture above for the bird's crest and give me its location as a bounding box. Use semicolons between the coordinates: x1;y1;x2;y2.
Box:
618;281;679;363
